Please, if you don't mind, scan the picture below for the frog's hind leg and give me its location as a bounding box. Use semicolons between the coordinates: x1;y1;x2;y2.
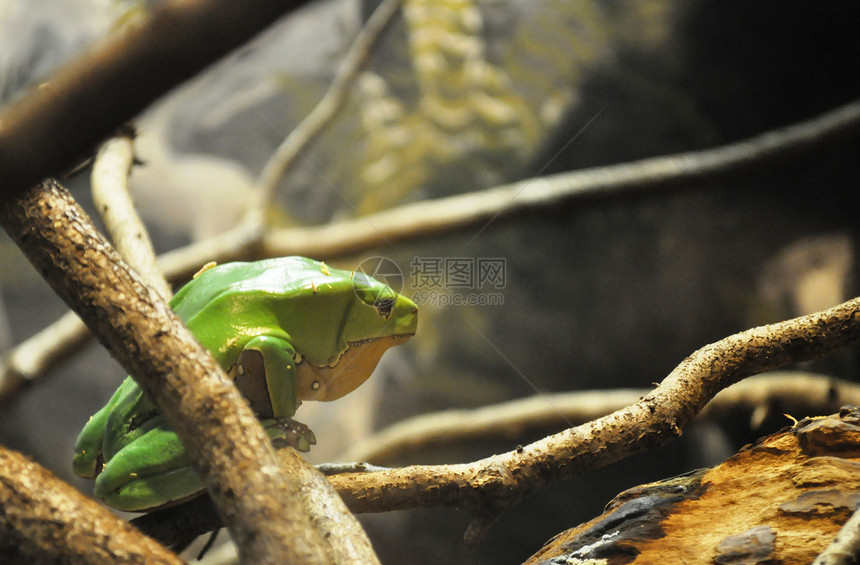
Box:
94;424;202;512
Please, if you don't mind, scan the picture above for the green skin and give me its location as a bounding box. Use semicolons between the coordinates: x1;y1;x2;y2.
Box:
73;256;418;511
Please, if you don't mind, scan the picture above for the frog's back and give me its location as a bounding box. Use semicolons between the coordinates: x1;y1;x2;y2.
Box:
170;257;350;321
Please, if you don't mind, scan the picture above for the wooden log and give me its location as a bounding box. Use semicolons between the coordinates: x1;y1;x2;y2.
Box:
525;406;860;565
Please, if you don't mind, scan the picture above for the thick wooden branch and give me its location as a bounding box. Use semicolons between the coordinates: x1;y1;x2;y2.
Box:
0;0;313;199
0;446;181;564
0;180;348;564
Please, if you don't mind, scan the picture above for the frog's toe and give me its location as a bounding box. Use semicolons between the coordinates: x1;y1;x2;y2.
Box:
264;418;316;452
295;435;311;452
73;448;104;479
73;388;124;479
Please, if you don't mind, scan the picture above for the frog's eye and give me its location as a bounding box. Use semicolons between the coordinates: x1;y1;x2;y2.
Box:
374;296;395;318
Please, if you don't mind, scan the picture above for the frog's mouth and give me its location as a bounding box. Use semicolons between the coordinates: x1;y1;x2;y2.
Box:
295;333;413;402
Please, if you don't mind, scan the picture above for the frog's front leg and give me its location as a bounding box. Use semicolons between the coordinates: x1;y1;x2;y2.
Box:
229;335;316;451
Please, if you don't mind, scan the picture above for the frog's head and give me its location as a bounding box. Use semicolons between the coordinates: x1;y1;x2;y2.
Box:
293;270;417;402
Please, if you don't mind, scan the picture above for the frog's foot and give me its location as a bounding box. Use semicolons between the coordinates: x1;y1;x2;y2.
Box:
97;465;206;512
94;424;202;512
262;418;317;452
73;382;127;479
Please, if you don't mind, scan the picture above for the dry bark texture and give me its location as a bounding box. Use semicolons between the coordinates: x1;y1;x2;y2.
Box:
0;446;181;564
525;406;860;565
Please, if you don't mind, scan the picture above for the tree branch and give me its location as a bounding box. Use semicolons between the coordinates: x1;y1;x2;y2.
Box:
0;180;345;564
523;407;860;564
0;445;181;564
92;128;172;300
340;372;860;465
0;0;313;199
813;497;860;565
328;296;860;540
0;310;88;405
252;0;405;217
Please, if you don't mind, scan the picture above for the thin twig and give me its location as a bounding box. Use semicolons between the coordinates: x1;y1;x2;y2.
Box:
251;0;405;220
812;503;860;565
254;98;860;257
91;128;171;299
160;97;860;280
340;372;860;464
0;311;88;406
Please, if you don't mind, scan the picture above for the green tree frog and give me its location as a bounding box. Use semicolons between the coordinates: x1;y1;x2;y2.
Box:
73;256;418;511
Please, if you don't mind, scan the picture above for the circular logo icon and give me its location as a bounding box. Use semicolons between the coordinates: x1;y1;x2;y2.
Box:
353;256;404;304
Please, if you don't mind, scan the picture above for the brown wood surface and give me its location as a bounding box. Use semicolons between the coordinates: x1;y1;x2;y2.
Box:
526;406;860;565
0;446;181;564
